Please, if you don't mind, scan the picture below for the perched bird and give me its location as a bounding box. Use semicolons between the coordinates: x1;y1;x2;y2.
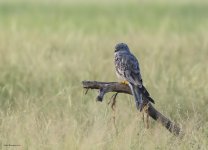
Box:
114;43;155;111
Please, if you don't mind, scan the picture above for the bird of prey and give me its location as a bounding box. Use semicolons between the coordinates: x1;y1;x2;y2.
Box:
114;43;155;111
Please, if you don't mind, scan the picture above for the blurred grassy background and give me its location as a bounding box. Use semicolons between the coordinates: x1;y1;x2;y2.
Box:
0;0;208;149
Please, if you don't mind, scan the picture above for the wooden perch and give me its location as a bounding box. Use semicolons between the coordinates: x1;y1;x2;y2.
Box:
82;81;182;136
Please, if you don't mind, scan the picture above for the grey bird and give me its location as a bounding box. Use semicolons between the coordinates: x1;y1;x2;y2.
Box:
114;43;155;111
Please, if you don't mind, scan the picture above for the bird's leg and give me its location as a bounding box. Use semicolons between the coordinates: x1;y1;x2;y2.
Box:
121;80;129;85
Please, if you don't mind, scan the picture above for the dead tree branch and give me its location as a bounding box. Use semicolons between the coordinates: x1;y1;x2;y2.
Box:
82;80;182;136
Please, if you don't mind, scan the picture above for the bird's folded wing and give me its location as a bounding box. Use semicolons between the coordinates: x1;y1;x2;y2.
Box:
123;54;143;87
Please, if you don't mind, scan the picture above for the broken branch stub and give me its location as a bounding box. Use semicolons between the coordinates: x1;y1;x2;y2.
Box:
82;80;182;136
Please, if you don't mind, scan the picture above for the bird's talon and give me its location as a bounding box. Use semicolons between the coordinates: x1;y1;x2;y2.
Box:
121;81;128;85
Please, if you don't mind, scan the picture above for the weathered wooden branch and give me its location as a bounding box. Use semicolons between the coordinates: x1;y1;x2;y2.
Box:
82;80;182;136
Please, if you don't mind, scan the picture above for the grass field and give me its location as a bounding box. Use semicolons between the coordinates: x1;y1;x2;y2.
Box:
0;0;208;149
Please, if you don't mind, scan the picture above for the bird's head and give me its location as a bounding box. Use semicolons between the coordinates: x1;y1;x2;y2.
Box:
114;43;130;53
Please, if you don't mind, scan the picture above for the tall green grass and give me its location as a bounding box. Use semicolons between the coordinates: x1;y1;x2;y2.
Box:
0;0;208;149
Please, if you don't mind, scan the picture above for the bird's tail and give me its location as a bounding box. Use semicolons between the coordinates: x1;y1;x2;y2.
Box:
128;83;155;111
128;83;143;111
139;85;155;104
